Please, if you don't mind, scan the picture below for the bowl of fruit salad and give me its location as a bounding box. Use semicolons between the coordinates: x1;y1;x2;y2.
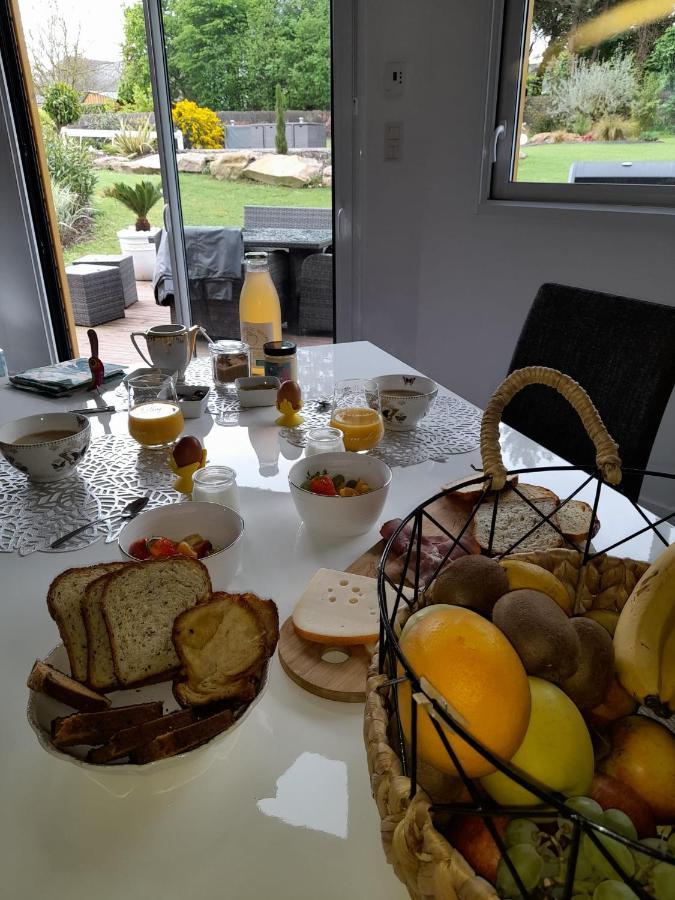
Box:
288;451;392;538
118;501;244;586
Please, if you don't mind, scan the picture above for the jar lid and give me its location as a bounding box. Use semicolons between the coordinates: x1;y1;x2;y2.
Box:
209;340;249;354
264;340;297;357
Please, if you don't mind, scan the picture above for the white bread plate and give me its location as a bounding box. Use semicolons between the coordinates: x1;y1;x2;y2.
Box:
0;412;90;482
373;374;437;431
27;643;268;778
288;451;392;538
118;501;244;586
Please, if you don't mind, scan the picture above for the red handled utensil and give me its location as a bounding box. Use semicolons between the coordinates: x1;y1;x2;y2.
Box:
87;329;104;392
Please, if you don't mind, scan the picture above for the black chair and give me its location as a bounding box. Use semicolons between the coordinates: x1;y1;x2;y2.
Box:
503;283;675;502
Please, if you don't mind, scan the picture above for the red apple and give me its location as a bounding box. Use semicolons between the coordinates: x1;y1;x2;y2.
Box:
448;815;508;885
589;773;656;838
585;676;637;728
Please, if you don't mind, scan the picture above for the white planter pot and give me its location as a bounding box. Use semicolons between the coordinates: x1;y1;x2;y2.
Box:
117;226;160;281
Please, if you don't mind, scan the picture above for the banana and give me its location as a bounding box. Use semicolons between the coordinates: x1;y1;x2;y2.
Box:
613;541;675;718
499;558;572;614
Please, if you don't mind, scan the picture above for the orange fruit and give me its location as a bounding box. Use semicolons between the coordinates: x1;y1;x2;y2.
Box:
397;606;531;778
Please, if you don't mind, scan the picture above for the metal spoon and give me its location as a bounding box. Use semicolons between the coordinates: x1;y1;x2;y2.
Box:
51;496;150;549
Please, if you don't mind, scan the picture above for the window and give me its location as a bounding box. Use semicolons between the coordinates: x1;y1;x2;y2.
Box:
489;0;675;209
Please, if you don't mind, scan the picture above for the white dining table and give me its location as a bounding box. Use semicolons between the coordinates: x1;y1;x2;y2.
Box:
0;340;670;900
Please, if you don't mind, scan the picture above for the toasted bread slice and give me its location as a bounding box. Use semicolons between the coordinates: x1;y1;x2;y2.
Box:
102;557;211;687
557;500;600;543
27;660;110;712
132;707;235;764
51;701;163;747
86;708;194;763
46;562;128;682
82;573;120;691
442;471;519;502
172;592;275;707
239;593;279;657
474;484;563;555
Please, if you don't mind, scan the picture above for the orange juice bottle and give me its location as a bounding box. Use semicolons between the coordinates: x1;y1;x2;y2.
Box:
330;407;384;452
128;401;184;448
239;252;282;375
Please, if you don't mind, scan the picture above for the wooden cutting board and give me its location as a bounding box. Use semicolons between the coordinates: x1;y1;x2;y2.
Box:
278;491;475;703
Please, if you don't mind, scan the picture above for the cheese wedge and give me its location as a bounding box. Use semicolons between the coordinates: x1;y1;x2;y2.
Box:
292;568;410;645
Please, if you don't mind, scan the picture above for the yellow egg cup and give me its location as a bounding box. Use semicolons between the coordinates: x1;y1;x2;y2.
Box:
168;448;207;494
276;398;304;427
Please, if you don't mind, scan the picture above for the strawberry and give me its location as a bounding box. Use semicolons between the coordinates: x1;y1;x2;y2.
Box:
147;536;179;558
309;475;337;496
128;539;150;560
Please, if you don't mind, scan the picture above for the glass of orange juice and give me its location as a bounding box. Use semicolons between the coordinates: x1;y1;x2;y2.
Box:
330;379;384;452
127;374;184;449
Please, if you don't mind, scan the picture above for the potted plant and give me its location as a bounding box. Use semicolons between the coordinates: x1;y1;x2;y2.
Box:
103;179;163;280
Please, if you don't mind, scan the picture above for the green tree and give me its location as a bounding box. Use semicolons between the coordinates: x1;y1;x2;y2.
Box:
118;3;152;106
646;23;675;87
241;0;285;108
43;82;81;128
275;83;287;153
280;0;330;109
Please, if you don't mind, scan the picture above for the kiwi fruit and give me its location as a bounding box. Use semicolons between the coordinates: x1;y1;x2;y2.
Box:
559;617;614;709
492;589;580;682
429;555;508;616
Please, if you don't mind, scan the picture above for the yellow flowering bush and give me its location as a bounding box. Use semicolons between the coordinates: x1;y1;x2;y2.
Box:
172;100;224;149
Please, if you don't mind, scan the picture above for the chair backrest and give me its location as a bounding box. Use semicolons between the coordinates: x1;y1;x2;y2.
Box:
243;206;332;230
504;282;675;502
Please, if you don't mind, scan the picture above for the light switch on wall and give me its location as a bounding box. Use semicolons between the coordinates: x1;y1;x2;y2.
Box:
384;121;403;161
384;61;406;96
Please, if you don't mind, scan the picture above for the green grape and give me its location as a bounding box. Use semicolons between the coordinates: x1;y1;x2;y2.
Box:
653;861;675;900
540;846;560;880
505;818;540;849
633;837;669;875
496;843;544;897
602;809;637;842
566;797;606;824
592;880;638;900
586;834;636;882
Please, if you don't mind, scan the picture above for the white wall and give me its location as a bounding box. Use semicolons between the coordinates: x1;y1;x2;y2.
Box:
356;0;675;514
0;66;54;377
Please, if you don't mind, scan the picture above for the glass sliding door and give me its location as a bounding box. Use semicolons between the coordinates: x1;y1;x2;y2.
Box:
145;0;336;351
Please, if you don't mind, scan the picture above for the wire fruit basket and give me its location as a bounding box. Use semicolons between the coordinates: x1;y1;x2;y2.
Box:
365;368;674;900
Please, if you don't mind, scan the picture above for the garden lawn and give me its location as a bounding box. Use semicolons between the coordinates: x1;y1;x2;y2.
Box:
517;134;675;183
63;169;332;263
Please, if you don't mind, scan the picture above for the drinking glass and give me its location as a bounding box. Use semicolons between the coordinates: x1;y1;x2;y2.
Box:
191;466;240;512
329;379;384;452
305;426;345;457
127;373;184;449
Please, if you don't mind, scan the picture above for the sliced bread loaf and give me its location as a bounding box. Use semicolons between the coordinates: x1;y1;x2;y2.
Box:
557;499;600;543
86;708;194;763
46;562;128;682
474;484;563;555
82;573;120;691
132;707;235;764
102;557;211;687
51;701;164;747
27;660;110;712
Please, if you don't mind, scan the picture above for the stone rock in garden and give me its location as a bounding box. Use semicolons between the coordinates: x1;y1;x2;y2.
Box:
242;154;323;188
528;131;583;145
210;151;256;181
92;154;119;170
108;154;162;174
177;152;208;173
322;165;332;187
528;132;552;145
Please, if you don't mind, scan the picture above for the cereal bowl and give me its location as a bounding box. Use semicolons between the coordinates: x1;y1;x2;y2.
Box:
0;412;90;482
374;375;438;431
288;451;392;538
118;501;244;587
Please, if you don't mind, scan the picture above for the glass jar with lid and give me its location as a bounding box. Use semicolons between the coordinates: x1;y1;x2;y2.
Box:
191;465;240;512
263;340;298;384
209;340;249;393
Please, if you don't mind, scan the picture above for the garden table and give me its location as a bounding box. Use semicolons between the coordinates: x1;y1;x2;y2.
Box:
0;341;669;900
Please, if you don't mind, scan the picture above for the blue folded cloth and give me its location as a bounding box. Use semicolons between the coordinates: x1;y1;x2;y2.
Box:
10;358;125;396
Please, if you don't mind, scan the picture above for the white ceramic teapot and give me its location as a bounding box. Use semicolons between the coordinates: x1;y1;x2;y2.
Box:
130;324;201;377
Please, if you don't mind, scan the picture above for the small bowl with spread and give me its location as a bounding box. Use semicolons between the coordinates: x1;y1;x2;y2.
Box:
373;374;438;431
0;412;91;482
236;376;280;408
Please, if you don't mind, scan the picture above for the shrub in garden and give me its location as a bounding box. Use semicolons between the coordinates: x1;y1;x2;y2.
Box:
172;100;223;149
592;116;639;142
548;54;635;128
43;82;81;129
102;180;162;231
50;182;92;245
632;73;664;132
43;132;96;210
38;108;56;138
275;84;288;155
523;96;561;134
112;116;156;157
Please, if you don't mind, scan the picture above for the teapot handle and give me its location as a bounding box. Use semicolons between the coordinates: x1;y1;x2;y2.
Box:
130;332;153;368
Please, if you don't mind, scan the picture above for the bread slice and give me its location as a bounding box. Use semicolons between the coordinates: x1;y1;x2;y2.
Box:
46;562;128;682
102;557;211;687
51;701;163;747
132;707;235;764
172;592;273;707
27;660;110;712
557;500;600;543
442;471;519;503
86;708;194;764
474;484;563;555
240;593;279;657
82;573;121;691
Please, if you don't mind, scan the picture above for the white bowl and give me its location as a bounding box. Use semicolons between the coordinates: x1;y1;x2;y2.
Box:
236;375;280;408
118;501;244;588
27;643;267;778
374;374;438;431
288;451;392;538
0;412;90;482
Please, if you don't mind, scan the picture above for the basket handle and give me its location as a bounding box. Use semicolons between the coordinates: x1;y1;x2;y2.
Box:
480;366;622;490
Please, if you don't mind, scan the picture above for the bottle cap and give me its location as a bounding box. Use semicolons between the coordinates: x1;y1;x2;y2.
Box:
264;341;297;357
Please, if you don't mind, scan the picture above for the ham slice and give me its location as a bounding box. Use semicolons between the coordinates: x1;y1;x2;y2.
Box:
380;519;479;587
